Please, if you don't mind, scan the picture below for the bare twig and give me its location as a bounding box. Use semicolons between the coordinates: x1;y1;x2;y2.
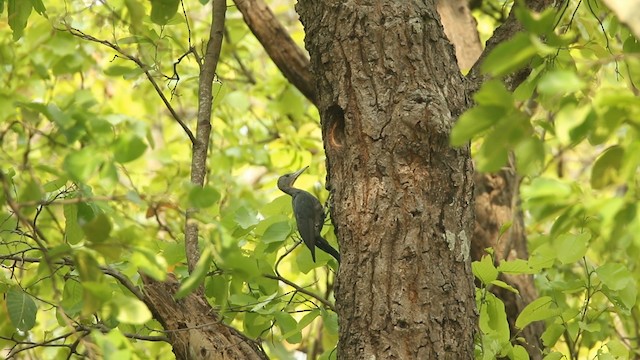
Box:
263;273;336;312
62;26;196;144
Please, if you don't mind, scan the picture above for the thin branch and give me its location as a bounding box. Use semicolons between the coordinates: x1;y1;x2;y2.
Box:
184;0;226;273
0;172;55;273
77;324;169;342
0;255;146;301
62;26;196;144
263;273;336;312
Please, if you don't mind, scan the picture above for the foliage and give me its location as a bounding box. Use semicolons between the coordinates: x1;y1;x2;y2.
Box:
462;2;640;359
0;0;338;358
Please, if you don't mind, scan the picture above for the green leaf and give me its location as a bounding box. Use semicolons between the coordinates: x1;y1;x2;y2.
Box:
541;323;564;347
234;206;259;229
542;353;564;360
497;259;536;274
450;106;505;146
81;213;112;244
130;248;167;281
6;287;38;331
82;281;112;315
64;204;84;245
113;133;147;163
74;251;103;283
476;131;509;172
63;148;102;182
29;0;45;16
321;309;339;335
596;263;632;291
482;33;537;76
478;292;510;344
113;294;152;325
262;221;291;244
297;309;320;331
554;232;590;264
8;0;32;41
537;70;585;95
18;179;43;204
275;312;302;343
244;312;272;338
508;345;529;360
205;275;229;305
472;255;498;285
125;0;145;32
104;65;144;78
150;0;179;25
473;79;513;107
175;246;212;299
554;103;592;145
250;292;278;313
61;280;83;317
623;34;640;53
490;280;519;294
591;146;624;189
515;296;558;329
514;136;544;176
188;185;221;209
515;6;556;35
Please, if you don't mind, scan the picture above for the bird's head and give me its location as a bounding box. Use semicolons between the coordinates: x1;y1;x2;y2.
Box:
277;166;308;192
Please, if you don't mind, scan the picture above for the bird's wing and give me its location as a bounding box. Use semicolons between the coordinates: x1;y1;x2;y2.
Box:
293;192;321;261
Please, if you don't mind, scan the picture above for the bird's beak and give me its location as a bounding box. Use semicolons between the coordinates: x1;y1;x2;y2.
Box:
290;166;309;181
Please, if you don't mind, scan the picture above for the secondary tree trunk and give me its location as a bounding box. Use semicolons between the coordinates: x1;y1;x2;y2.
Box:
297;1;477;358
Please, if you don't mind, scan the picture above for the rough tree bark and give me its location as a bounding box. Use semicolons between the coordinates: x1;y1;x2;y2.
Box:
297;1;477;358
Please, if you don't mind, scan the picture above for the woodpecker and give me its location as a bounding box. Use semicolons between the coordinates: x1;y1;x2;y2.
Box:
277;166;340;263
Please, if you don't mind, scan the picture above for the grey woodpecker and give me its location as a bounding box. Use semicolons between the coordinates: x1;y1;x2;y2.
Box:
277;167;341;263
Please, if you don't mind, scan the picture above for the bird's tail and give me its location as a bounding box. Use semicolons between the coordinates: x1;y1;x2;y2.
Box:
315;236;341;264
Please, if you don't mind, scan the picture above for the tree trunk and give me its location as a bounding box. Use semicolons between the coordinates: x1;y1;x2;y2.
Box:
297;1;477;358
141;276;268;360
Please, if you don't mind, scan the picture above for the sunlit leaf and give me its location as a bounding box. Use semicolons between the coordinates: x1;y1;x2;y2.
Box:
554;232;590;264
114;294;152;325
6;288;38;331
175;246;212;299
450;106;506;146
515;296;558;329
262;221;291;244
472;255;498;285
596;263;632;291
591;146;624;189
482;33;537;76
537;70;585;95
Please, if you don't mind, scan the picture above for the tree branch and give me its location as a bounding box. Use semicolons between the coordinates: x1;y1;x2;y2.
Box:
233;0;317;105
184;0;226;273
